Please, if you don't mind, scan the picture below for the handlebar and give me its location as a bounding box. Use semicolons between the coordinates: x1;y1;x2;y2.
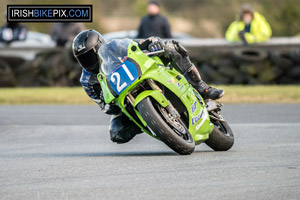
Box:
144;49;165;56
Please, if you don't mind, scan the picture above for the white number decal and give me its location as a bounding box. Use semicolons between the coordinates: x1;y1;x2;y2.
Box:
111;72;127;92
122;64;134;81
110;64;135;93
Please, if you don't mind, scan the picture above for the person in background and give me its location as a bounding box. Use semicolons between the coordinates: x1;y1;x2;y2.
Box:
51;23;85;46
0;13;27;44
225;4;272;44
137;1;172;39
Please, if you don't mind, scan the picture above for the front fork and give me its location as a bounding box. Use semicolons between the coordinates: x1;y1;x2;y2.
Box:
127;79;180;120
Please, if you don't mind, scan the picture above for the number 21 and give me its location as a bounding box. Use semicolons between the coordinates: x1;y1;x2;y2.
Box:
110;64;134;92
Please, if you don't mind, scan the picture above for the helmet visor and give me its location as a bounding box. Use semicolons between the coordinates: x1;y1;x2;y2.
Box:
76;48;99;70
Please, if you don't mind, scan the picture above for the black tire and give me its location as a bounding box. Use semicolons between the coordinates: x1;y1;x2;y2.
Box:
286;65;300;79
0;59;16;87
234;48;268;63
291;49;300;64
205;120;234;151
137;97;195;155
270;52;294;69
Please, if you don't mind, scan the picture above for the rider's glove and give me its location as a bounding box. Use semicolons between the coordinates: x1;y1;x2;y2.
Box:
147;37;165;52
172;40;188;57
94;91;105;110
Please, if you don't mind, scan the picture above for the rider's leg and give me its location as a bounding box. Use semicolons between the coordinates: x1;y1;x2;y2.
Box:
164;41;224;100
105;105;142;144
185;64;224;100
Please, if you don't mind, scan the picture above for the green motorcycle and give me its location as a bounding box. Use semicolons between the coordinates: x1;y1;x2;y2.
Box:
97;40;234;155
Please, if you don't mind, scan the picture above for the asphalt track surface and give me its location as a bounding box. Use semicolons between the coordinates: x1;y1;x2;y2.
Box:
0;104;300;200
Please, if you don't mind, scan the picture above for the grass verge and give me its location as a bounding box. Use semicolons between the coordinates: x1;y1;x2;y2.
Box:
0;85;299;104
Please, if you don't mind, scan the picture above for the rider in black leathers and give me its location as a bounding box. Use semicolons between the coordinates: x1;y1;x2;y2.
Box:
73;30;224;144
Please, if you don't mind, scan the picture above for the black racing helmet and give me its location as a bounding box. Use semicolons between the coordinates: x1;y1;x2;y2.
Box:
72;29;105;73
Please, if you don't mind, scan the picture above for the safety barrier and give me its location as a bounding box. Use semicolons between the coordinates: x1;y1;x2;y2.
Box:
0;37;300;86
181;37;300;84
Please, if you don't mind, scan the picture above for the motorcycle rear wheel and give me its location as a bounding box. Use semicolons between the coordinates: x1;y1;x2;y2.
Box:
137;97;195;155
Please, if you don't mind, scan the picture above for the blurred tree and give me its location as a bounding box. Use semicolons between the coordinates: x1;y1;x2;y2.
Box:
277;0;300;36
134;0;148;17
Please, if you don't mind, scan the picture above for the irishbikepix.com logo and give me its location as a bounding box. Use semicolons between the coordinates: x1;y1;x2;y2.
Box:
7;5;93;22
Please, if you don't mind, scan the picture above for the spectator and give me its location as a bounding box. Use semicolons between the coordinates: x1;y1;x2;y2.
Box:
51;23;85;46
0;13;27;44
137;1;172;39
225;4;272;44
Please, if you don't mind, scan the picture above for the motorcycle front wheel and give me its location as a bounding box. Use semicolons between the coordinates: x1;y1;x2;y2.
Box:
137;97;195;155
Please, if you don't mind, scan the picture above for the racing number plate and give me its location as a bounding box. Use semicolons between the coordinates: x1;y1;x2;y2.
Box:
109;60;139;95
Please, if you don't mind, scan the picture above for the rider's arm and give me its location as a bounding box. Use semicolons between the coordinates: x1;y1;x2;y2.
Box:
80;69;103;106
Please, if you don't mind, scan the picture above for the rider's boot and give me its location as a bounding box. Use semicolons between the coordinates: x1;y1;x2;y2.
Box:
185;64;224;100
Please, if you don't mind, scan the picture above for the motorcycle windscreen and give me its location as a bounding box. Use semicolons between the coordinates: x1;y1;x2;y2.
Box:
98;39;131;75
108;60;139;95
